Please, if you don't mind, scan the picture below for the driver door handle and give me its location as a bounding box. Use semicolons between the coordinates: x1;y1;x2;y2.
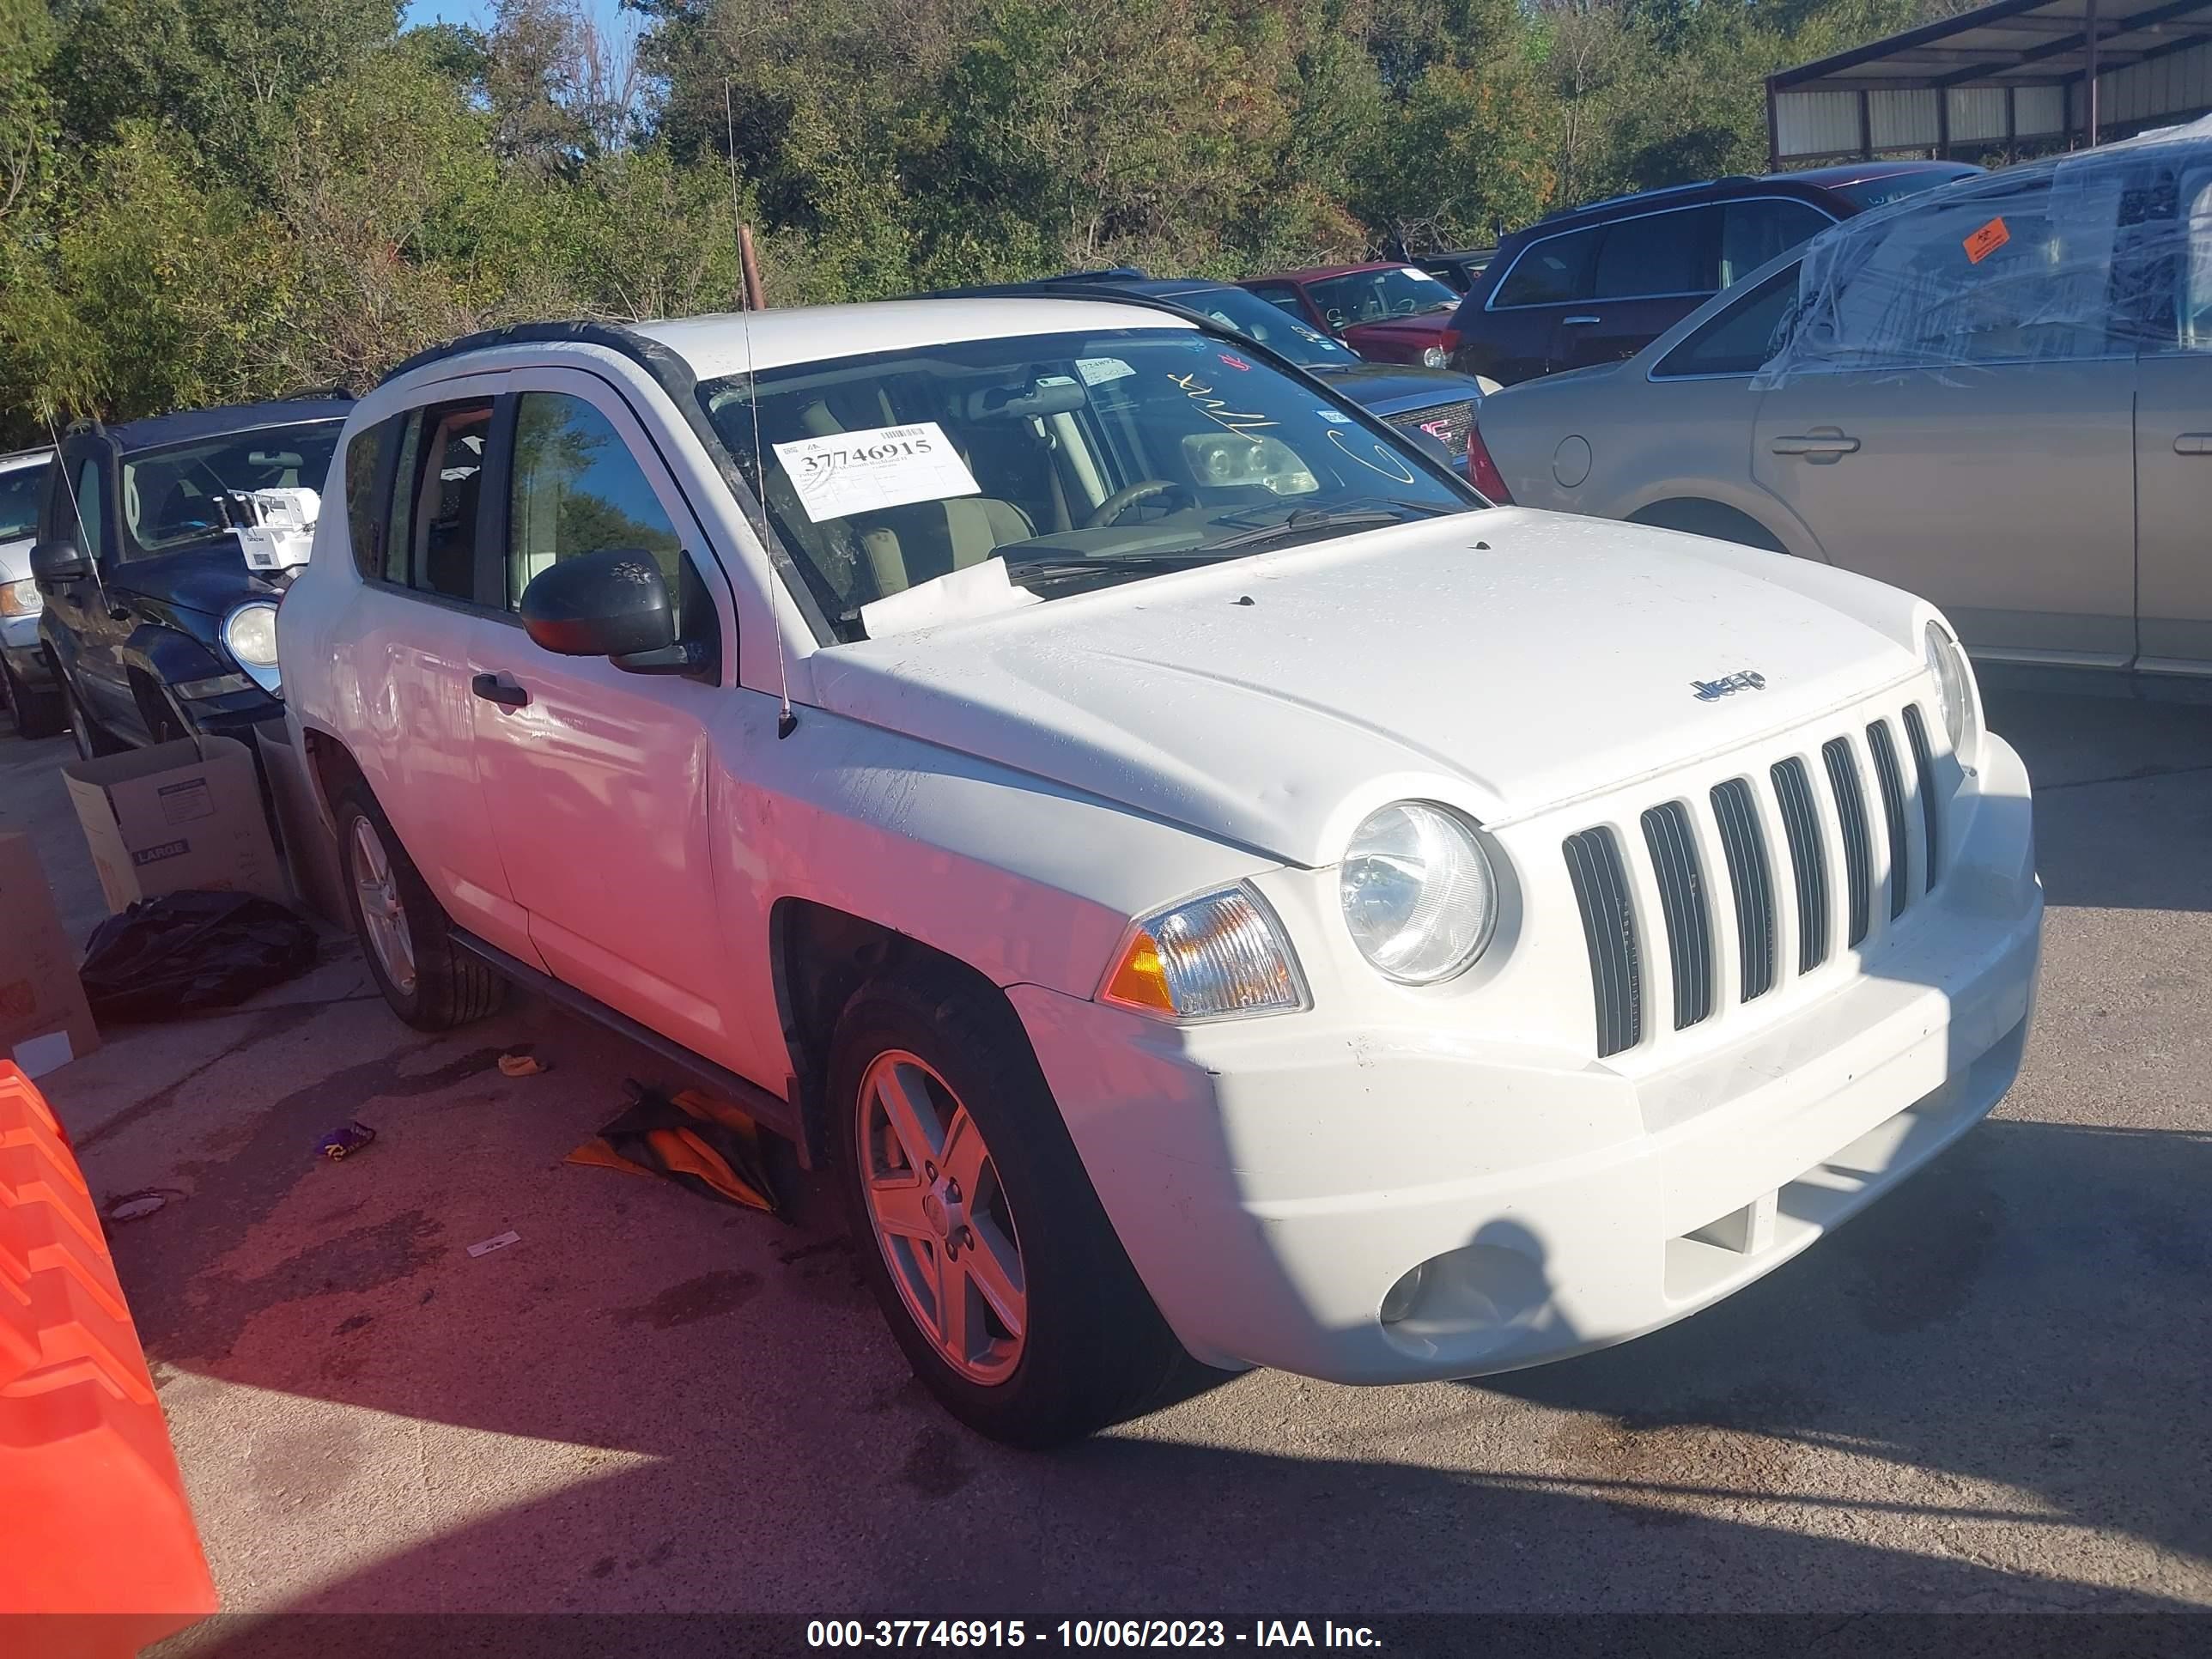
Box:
471;672;529;708
1561;315;1602;326
1771;431;1861;459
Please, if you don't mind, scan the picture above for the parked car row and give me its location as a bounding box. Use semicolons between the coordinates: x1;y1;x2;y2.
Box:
1472;121;2212;679
1439;161;1980;386
942;269;1491;478
26;400;346;758
0;446;62;738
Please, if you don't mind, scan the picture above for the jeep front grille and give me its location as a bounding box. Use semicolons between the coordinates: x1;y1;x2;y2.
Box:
1564;703;1946;1058
1564;826;1642;1058
1709;777;1776;1003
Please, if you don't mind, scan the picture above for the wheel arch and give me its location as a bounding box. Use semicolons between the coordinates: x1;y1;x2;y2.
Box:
771;897;1034;1169
299;725;371;836
124;623;228;692
1626;495;1791;553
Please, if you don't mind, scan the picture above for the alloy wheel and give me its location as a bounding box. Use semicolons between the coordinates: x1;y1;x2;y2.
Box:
348;814;418;996
855;1049;1027;1385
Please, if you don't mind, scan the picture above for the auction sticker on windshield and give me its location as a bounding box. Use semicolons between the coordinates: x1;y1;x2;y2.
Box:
771;422;981;522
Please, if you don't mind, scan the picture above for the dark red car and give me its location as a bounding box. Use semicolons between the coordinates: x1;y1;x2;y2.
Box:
1238;261;1467;368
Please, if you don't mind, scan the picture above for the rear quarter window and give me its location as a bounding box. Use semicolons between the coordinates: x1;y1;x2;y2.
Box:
1654;266;1801;378
343;420;389;579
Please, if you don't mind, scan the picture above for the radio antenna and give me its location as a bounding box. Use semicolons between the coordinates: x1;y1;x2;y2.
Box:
726;76;795;739
43;412;119;629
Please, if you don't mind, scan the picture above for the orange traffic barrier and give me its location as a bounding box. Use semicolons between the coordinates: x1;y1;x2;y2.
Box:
0;1060;216;1655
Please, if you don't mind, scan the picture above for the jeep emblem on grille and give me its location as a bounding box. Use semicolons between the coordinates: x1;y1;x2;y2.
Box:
1691;670;1767;702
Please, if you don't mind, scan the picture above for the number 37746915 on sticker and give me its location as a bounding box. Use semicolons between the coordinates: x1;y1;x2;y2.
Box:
769;420;981;523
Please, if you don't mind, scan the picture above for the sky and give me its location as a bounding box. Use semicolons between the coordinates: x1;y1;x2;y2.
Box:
403;0;637;40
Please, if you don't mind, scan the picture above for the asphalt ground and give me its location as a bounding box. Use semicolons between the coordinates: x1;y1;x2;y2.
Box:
1;682;2207;1647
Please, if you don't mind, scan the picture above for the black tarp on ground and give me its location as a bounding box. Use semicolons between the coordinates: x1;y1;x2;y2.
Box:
80;891;318;1021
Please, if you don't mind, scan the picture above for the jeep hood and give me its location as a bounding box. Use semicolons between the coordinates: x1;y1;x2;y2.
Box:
807;509;1923;867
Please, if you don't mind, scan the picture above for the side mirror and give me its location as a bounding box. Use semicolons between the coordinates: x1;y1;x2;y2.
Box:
1406;428;1457;471
520;549;678;661
30;539;89;587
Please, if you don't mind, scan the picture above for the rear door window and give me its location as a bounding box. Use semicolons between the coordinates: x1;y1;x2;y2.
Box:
384;400;495;602
1720;199;1832;287
1492;226;1600;307
343;419;392;580
1808;178;2122;368
1592;206;1719;301
2171;167;2212;352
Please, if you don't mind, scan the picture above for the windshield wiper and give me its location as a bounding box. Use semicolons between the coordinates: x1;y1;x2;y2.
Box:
1201;506;1435;554
1002;550;1234;587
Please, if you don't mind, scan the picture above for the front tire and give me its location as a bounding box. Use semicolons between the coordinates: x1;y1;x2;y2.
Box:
1;657;64;740
830;966;1186;1448
335;781;505;1031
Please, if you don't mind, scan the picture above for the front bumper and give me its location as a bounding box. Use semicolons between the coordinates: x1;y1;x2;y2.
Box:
1011;732;2041;1384
173;679;285;744
1;617;51;682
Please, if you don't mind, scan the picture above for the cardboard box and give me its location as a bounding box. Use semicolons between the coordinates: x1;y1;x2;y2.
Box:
0;833;100;1078
62;735;287;915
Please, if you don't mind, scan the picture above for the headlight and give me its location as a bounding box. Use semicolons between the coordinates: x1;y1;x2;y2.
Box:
0;576;39;618
1101;886;1304;1021
222;600;282;696
1420;346;1449;368
1924;621;1978;758
1340;801;1498;984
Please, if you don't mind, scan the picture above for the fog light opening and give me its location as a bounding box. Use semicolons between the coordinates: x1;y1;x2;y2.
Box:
1379;1262;1427;1326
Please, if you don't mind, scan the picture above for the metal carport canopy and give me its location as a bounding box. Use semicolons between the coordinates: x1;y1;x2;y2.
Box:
1767;0;2212;165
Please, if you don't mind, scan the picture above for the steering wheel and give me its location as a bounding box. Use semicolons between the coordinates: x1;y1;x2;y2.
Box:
1085;479;1189;528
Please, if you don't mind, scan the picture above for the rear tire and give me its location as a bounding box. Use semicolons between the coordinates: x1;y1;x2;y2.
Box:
335;781;505;1031
830;964;1186;1448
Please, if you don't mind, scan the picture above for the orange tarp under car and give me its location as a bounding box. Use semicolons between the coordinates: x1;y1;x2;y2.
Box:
0;1060;216;1653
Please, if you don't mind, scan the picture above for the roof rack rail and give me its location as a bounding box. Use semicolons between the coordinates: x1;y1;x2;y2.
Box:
1037;264;1152;283
1540;173;1764;223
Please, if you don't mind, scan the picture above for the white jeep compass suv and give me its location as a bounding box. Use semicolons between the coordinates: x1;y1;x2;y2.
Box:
280;297;2042;1446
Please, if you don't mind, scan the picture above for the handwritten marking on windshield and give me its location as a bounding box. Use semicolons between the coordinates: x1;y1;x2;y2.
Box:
1326;428;1419;485
1167;372;1277;438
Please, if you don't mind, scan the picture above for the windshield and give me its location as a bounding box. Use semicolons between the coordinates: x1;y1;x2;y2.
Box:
1830;167;1981;212
700;326;1475;641
1160;287;1360;369
1305;266;1461;329
122;420;342;558
0;463;46;542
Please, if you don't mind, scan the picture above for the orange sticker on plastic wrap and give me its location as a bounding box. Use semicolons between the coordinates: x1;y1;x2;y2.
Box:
1963;217;2010;264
